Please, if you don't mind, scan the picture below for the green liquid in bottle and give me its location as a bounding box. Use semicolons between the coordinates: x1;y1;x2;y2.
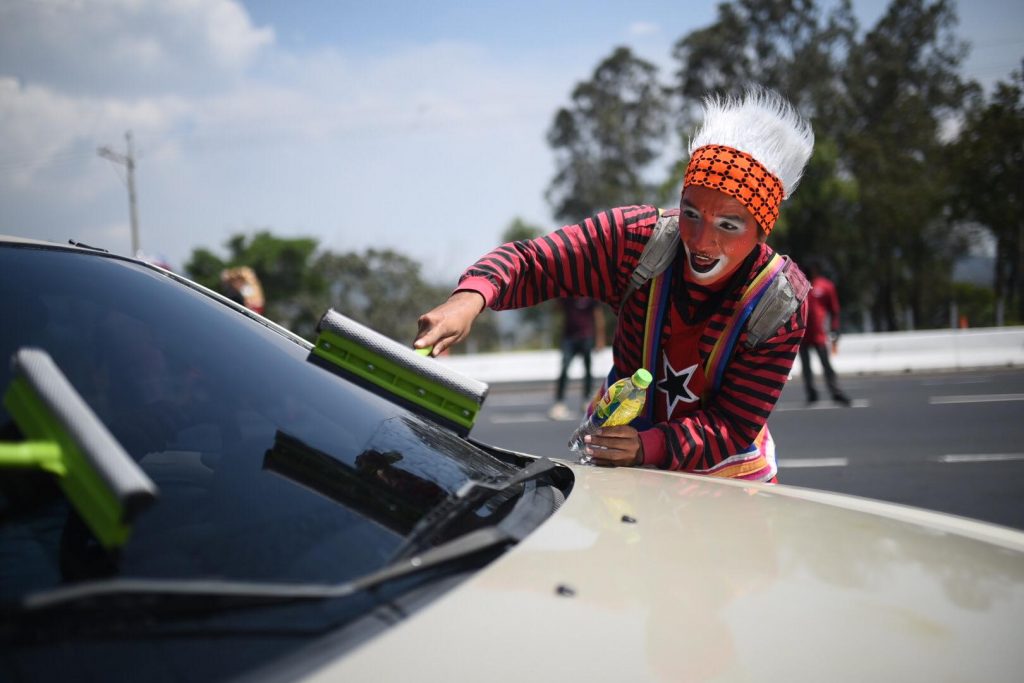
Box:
570;368;652;459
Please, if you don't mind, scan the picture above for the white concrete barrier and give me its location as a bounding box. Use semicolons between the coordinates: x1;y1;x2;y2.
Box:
828;327;1024;376
434;327;1024;385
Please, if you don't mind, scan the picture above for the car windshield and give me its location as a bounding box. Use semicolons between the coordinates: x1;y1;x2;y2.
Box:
0;244;521;678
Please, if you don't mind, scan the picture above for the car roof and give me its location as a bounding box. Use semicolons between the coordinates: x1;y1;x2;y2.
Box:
0;233;118;255
0;234;314;349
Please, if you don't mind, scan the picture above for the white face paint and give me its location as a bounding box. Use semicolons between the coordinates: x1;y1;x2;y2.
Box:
682;241;731;283
678;185;761;286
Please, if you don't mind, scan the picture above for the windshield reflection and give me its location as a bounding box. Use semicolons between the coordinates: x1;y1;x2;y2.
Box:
0;246;514;593
264;430;447;536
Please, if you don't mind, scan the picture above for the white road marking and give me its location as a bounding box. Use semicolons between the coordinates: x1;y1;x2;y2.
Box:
921;377;992;386
484;393;556;407
933;453;1024;464
489;413;557;424
778;457;849;468
929;393;1024;405
775;399;870;412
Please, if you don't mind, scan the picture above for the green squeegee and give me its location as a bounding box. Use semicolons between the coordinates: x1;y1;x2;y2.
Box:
311;309;489;436
0;348;159;549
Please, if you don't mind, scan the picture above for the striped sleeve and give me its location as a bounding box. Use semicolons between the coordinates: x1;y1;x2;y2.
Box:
454;205;659;310
639;298;808;471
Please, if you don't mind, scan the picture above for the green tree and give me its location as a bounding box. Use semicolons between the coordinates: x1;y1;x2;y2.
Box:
951;281;998;328
949;66;1024;322
494;217;560;348
546;46;670;223
669;0;973;330
500;217;543;243
670;0;854;122
223;232;321;302
184;233;472;346
772;137;863;324
184;231;324;333
184;247;227;287
840;0;971;329
311;248;454;344
668;0;861;313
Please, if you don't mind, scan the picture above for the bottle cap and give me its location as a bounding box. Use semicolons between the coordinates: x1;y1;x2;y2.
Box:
631;368;653;389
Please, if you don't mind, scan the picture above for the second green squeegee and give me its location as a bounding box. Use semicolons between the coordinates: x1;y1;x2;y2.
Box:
310;309;489;436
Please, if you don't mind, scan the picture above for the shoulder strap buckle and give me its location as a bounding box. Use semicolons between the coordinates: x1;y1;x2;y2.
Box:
620;210;679;310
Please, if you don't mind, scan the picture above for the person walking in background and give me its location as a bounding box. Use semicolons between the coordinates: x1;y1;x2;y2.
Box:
549;297;605;420
799;258;851;406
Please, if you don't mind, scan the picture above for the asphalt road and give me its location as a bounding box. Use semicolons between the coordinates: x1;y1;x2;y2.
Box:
470;367;1024;531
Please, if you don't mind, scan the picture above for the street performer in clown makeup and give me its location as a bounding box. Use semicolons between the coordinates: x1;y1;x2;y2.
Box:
415;87;814;483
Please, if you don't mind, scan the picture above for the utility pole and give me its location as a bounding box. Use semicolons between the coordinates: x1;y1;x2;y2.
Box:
98;131;140;256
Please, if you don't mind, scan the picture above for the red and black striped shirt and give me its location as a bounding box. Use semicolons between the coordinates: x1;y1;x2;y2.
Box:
456;205;807;471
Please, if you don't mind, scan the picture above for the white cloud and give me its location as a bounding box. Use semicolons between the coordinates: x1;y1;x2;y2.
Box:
0;1;566;277
0;77;189;191
198;0;275;68
628;21;661;37
0;0;274;95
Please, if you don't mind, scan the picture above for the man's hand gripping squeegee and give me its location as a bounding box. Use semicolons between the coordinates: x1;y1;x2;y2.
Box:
0;348;158;549
310;309;488;436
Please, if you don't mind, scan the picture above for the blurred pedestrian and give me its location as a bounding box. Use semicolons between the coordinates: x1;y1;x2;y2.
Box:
549;297;605;420
799;259;851;406
415;87;814;482
220;266;265;314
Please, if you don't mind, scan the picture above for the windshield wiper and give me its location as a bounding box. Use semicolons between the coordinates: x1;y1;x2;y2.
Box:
387;456;558;562
11;457;560;616
11;524;511;616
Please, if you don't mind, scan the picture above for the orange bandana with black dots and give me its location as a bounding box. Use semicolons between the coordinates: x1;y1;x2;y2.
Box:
684;144;785;234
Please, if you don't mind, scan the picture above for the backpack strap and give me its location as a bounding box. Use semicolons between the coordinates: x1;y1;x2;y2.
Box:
704;253;787;396
743;256;810;348
619;210;679;312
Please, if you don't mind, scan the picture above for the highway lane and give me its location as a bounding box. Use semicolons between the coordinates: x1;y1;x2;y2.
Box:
470;367;1024;530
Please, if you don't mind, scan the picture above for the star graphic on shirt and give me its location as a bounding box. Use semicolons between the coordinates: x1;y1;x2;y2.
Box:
657;357;700;416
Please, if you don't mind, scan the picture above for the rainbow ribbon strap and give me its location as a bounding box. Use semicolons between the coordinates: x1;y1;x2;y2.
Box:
639;253;785;482
703;253;785;393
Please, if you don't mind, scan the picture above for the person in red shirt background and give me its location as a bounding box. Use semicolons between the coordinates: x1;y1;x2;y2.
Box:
799;258;851;406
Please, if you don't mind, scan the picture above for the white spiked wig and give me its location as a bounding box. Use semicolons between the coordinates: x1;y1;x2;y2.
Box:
689;86;814;199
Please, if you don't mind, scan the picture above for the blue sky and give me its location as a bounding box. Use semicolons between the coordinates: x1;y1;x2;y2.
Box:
1;0;1021;282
